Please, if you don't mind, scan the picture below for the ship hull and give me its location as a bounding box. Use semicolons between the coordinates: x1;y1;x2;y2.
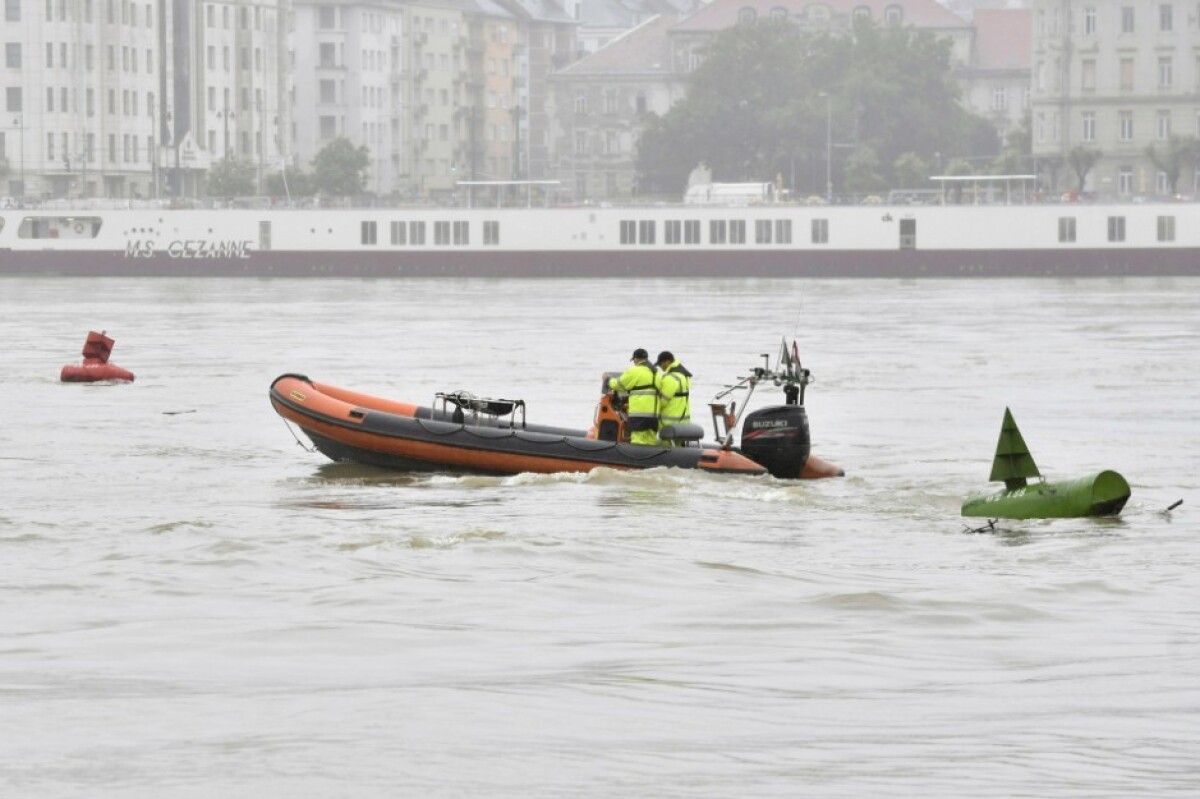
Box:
3;246;1195;278
3;203;1198;277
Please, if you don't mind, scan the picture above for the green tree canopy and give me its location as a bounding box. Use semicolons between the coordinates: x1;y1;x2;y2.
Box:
1067;145;1102;193
1145;135;1198;195
311;137;370;197
636;18;998;197
206;158;256;197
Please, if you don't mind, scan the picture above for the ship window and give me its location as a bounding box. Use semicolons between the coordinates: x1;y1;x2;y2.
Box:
899;218;915;249
361;220;377;245
709;219;726;244
1107;216;1126;242
409;221;426;245
1157;215;1175;242
17;216;103;239
638;219;655;244
755;219;772;244
391;220;407;245
453;220;469;245
434;221;450;245
620;219;636;244
684;220;700;244
483;220;499;245
729;219;746;244
259;221;271;251
0;218;5;235
812;218;829;244
775;219;792;244
1058;217;1076;243
665;220;682;244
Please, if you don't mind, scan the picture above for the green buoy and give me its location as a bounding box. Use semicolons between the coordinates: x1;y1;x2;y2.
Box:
961;408;1130;520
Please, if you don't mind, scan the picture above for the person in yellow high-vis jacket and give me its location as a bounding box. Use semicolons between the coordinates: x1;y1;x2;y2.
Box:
655;351;692;446
608;348;659;445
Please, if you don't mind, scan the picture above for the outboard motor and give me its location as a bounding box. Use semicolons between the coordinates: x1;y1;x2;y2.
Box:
709;339;842;479
739;405;812;479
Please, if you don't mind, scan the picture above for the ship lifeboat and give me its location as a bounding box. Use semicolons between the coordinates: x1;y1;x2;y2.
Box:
269;343;843;480
60;331;135;383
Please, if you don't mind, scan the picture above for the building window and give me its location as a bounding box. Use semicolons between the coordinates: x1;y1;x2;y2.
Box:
1119;111;1134;141
409;221;426;245
1158;111;1171;140
1107;216;1126;241
1117;57;1134;92
991;87;1007;111
361;221;377;245
1058;217;1077;243
1156;171;1169;194
574;131;588;155
1036;112;1045;142
434;221;450;245
1158;57;1173;88
665;220;682;245
483;221;499;246
319;116;336;140
709;219;726;244
1121;6;1134;33
812;219;829;244
729;219;746;244
1083;6;1096;34
603;90;618;114
775;219;792;244
1082;111;1096;142
574;93;587;114
638;220;655;244
5;86;22;112
1159;3;1173;31
754;219;772;244
390;220;406;245
884;4;903;24
1082;59;1096;92
620;220;636;244
5;43;20;68
684;220;700;244
1157;215;1176;241
738;7;757;23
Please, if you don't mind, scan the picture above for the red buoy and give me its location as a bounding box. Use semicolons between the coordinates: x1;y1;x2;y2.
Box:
60;331;135;383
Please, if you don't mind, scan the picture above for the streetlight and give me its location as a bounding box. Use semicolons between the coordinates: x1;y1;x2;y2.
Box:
164;110;182;198
11;116;24;198
818;93;832;203
217;108;234;160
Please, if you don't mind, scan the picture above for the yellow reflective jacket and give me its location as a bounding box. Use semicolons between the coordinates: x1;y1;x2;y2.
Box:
609;361;658;431
656;360;692;426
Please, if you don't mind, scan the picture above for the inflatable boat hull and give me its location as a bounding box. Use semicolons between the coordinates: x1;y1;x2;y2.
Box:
270;374;768;477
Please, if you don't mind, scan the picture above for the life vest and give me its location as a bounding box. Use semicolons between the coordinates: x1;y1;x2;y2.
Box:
610;361;658;431
657;361;692;426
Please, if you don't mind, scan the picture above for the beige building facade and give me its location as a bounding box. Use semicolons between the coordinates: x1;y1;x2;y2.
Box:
1;0;290;201
1031;0;1200;198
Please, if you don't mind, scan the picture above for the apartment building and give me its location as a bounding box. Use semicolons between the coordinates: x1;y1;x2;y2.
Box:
292;0;405;196
1031;0;1200;197
0;0;289;200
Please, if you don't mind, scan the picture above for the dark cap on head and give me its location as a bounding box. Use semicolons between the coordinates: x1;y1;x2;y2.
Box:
656;351;674;365
631;348;649;361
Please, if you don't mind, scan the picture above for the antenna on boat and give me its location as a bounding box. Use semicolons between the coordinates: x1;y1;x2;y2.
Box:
709;338;813;449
